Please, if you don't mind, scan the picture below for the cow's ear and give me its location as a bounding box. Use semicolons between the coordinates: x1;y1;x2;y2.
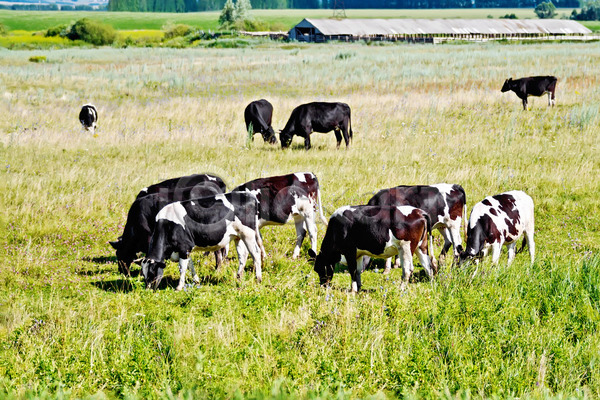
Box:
109;240;121;250
308;249;317;259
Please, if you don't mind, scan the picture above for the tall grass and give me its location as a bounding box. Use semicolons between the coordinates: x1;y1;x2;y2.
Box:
0;42;599;398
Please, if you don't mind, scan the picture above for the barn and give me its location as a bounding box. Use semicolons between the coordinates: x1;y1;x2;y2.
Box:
288;18;592;43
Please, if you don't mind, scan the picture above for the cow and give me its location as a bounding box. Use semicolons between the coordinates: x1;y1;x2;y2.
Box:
459;190;534;266
135;173;226;200
279;102;352;150
79;104;98;133
367;183;466;269
308;205;436;292
232;172;328;259
110;182;226;276
501;76;557;110
245;99;277;144
141;192;264;290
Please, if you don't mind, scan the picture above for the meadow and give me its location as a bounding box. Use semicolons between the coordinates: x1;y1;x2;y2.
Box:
0;40;599;399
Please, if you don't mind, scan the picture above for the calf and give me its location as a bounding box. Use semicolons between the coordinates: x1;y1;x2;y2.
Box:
245;99;277;144
279;102;352;150
308;205;435;292
459;190;534;266
141;192;264;290
79;104;98;133
368;183;466;266
135;173;225;200
110;182;225;276
232;172;327;258
501;76;557;110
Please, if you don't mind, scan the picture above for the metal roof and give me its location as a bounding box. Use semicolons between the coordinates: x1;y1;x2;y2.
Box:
296;18;591;36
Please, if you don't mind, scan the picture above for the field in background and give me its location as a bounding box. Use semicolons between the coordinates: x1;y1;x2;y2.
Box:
0;8;586;32
1;42;599;398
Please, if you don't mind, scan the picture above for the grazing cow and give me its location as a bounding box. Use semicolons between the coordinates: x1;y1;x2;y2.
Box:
245;99;277;144
135;173;226;200
459;190;534;266
308;205;435;292
141;192;264;290
232;172;328;258
367;183;466;267
110;182;226;276
501;76;557;110
79;104;98;132
279;102;352;150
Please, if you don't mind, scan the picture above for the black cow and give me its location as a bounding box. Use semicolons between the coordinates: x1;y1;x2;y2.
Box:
135;173;226;200
232;172;328;258
279;102;352;150
367;183;466;267
141;192;264;290
501;76;557;110
245;99;277;144
459;190;535;267
308;205;435;292
110;182;226;276
79;104;98;133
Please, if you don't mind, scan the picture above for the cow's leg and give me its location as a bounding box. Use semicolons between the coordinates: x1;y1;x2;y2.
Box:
522;97;528;111
550;89;556;107
340;121;350;147
188;258;200;284
214;250;223;271
416;247;434;279
383;257;392;275
235;239;249;281
176;258;190;291
304;209;318;256
526;229;535;265
345;251;361;292
241;235;262;283
506;242;517;266
333;128;343;149
292;216;307;259
438;227;452;264
399;242;413;290
491;242;502;265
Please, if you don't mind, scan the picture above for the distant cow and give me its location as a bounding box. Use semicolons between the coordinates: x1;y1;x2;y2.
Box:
279;102;352;150
308;205;435;292
110;182;226;276
135;173;226;200
501;76;557;110
79;104;98;132
368;183;466;267
245;99;277;144
232;172;328;258
141;192;264;290
459;190;534;266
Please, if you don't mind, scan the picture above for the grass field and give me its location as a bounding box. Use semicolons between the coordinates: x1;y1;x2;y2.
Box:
0;8;589;32
0;41;599;399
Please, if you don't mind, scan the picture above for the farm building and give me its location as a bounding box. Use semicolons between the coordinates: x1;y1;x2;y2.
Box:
288;18;592;43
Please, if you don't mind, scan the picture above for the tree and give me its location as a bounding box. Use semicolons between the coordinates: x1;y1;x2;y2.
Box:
219;0;235;26
234;0;251;21
535;1;557;18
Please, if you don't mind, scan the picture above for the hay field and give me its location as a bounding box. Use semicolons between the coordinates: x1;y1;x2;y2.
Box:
0;42;599;398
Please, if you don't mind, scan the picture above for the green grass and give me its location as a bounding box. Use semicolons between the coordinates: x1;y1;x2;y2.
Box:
0;8;587;32
0;42;599;398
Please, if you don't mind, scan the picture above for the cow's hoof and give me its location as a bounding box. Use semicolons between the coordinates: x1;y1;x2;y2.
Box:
382;268;391;275
175;285;184;291
193;275;200;284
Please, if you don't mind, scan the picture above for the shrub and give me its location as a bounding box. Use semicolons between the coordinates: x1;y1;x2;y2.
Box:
163;23;192;40
501;13;518;19
45;24;70;38
67;18;116;45
28;55;46;63
571;4;600;20
535;1;557;19
0;23;7;36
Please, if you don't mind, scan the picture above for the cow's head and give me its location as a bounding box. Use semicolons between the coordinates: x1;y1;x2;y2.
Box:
279;129;293;149
501;78;512;92
109;238;133;276
308;249;336;286
141;258;166;290
262;127;277;145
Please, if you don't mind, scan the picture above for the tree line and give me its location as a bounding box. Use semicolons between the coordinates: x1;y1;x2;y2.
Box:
108;0;580;12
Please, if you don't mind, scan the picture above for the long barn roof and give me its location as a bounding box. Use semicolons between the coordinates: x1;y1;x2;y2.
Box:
298;18;591;35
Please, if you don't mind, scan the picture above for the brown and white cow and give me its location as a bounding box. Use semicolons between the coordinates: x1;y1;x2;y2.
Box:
308;205;436;292
232;172;327;258
367;183;466;268
459;190;534;266
501;76;557;110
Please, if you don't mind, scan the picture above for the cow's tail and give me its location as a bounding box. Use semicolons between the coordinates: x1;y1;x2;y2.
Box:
459;185;468;239
516;235;528;254
423;211;434;258
317;187;328;226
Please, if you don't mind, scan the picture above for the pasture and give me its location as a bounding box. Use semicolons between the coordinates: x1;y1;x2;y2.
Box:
0;41;599;399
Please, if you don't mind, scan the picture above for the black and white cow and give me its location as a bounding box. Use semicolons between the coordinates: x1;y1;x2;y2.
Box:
459;190;534;266
141;192;264;290
501;76;557;110
308;205;435;292
232;172;328;258
110;182;226;276
135;173;226;200
79;104;98;132
279;102;352;150
368;183;466;267
245;99;277;144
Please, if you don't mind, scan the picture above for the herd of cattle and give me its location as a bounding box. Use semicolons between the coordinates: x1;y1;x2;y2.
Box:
80;76;556;148
109;172;535;292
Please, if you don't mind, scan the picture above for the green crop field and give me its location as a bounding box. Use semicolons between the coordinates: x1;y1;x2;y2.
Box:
0;40;599;399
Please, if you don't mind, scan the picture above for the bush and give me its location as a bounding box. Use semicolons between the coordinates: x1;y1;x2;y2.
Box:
571;5;600;20
0;23;7;36
45;24;70;38
163;23;192;39
67;18;116;45
501;13;518;19
535;1;557;19
28;55;47;63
